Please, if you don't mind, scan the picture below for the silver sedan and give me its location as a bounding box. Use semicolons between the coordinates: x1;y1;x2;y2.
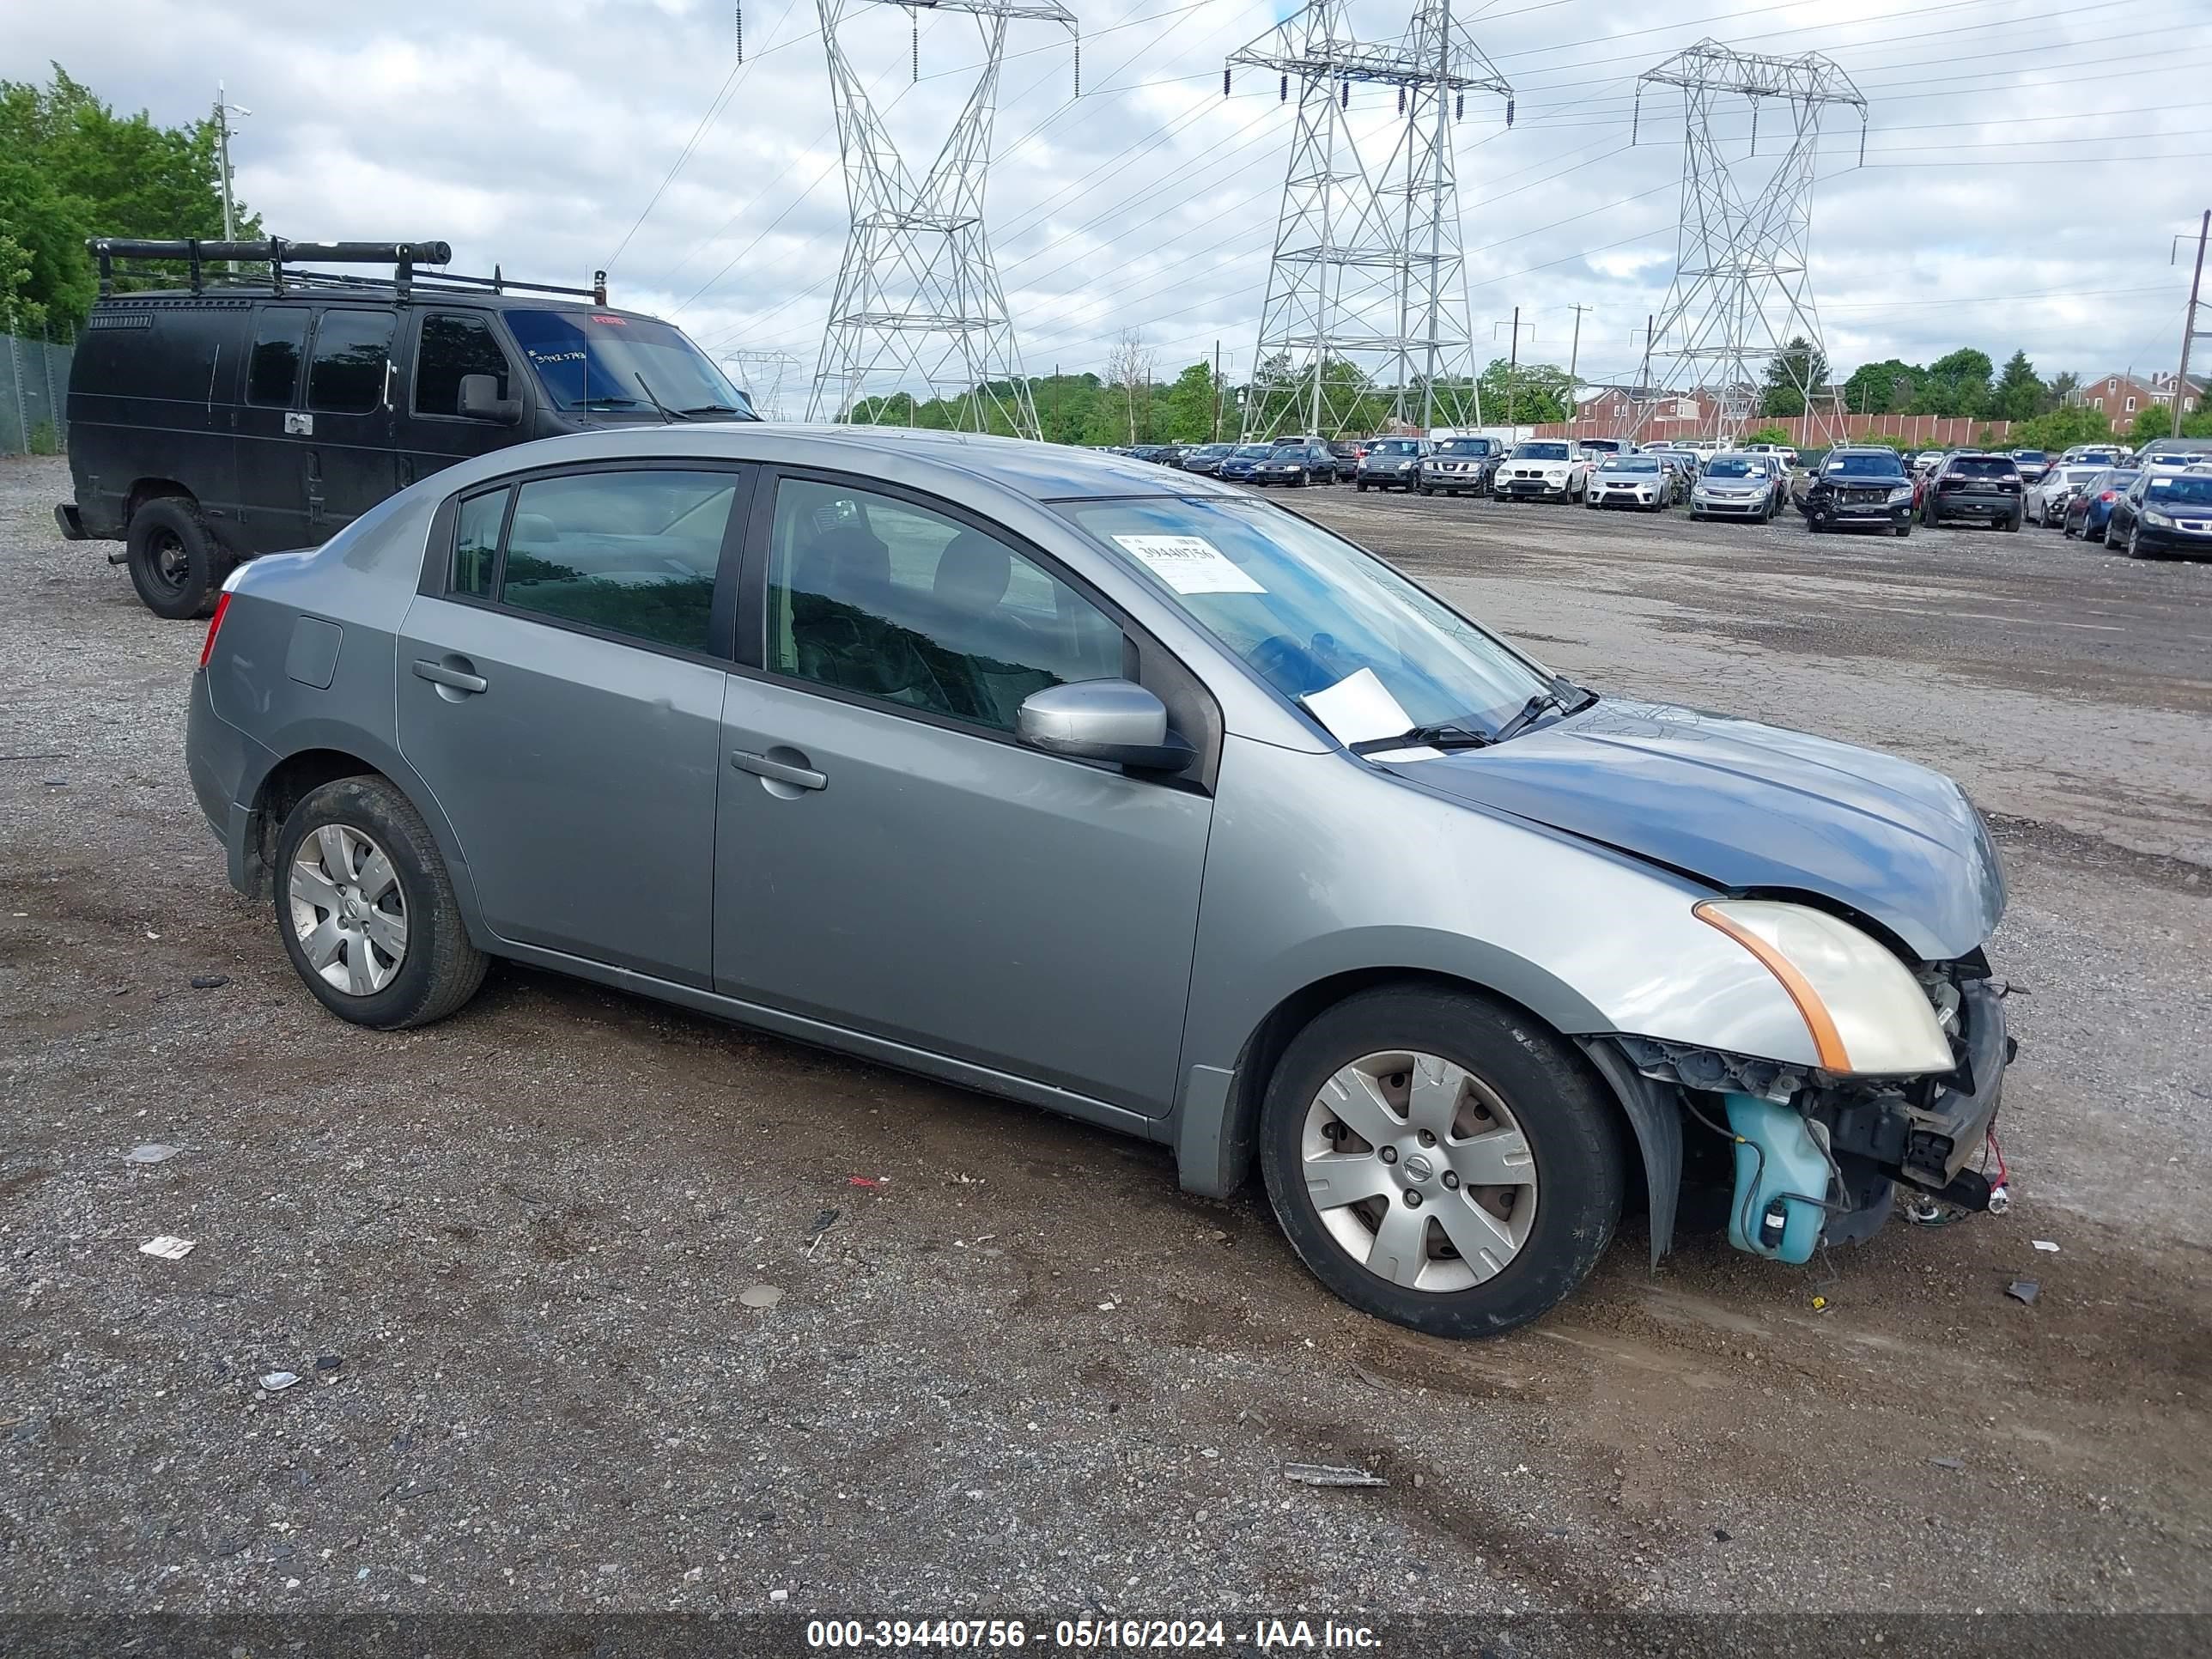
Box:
188;427;2014;1335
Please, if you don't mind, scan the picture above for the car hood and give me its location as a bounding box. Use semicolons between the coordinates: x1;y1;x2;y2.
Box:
1391;699;2004;961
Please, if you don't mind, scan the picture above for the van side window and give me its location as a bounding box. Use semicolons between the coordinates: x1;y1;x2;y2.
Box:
307;311;397;413
414;313;511;418
247;309;311;407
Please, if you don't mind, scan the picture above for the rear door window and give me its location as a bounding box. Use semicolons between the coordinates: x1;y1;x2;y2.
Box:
413;313;513;417
307;310;397;413
1950;458;2019;479
493;469;738;653
247;308;312;407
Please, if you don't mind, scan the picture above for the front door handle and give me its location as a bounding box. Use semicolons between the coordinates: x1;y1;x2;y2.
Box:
412;659;489;695
731;749;826;791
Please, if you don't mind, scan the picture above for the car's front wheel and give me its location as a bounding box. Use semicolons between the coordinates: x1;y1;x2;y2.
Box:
1260;986;1626;1338
274;775;489;1030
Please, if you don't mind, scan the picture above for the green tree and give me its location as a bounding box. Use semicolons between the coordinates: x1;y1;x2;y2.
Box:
1740;424;1796;447
1158;359;1223;443
2041;370;2079;415
1912;349;1995;417
0;65;251;331
2007;404;2113;453
1842;357;1923;415
1475;356;1572;423
2129;399;2212;444
1992;350;2043;422
1760;337;1828;417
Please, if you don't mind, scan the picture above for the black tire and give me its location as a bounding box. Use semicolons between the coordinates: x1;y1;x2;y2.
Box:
2005;512;2022;532
1420;484;1435;496
1259;985;1626;1338
1357;480;1369;492
1894;523;1911;538
125;497;229;620
274;775;489;1030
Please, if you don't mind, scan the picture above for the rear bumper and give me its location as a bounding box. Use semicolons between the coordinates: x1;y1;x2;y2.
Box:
186;669;276;897
1929;491;2021;520
54;502;88;541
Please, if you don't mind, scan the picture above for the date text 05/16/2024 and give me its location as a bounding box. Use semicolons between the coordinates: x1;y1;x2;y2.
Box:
804;1619;1382;1650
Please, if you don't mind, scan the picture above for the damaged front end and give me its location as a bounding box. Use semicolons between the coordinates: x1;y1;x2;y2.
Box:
1604;957;2016;1266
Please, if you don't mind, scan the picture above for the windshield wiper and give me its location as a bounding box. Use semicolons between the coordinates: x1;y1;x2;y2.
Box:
1353;722;1494;756
678;403;744;417
1492;678;1599;744
575;395;644;409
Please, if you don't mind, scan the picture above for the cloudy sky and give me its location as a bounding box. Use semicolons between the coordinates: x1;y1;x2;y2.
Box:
17;0;2210;411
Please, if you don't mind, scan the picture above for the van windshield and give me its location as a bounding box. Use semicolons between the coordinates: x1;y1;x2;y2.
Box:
504;310;755;418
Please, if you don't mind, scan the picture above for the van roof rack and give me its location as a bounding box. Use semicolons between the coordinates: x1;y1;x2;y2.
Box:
87;238;608;307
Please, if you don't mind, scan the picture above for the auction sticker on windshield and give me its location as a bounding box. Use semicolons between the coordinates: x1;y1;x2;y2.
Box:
1113;534;1266;595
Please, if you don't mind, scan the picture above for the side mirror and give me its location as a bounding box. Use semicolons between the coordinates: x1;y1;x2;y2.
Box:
1017;680;1194;775
459;373;522;426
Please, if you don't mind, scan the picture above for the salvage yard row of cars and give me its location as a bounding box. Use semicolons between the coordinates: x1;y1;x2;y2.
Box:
1109;433;2212;553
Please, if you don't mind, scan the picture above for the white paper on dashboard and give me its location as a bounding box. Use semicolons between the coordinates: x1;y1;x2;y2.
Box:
1111;534;1267;595
1302;667;1416;747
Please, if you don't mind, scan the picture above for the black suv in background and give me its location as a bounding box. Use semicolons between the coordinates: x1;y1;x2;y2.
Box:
1800;447;1916;536
1418;436;1504;496
1247;441;1335;487
57;237;754;617
1327;440;1365;483
1922;453;2026;531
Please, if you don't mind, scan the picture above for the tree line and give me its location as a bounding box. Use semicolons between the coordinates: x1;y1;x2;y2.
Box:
1;65;251;333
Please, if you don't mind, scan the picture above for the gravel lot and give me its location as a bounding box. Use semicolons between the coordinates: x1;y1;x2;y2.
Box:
2;453;2207;1635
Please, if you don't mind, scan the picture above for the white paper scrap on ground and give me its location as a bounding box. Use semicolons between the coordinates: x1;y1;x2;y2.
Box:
139;1236;195;1260
1112;534;1266;595
1303;667;1417;748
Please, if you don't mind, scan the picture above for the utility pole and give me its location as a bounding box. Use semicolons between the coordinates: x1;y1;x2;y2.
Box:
214;82;250;273
1493;307;1532;427
1565;302;1593;385
1212;340;1224;442
2172;209;2209;441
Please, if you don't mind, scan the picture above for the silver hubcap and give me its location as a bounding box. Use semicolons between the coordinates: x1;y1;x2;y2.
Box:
289;824;406;996
1301;1050;1538;1292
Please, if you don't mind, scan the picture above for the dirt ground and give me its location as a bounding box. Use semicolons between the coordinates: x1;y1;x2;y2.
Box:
1;453;2207;1634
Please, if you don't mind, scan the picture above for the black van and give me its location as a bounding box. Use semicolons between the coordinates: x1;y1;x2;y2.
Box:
58;238;757;617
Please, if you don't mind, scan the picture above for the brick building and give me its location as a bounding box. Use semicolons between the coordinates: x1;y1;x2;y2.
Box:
2069;369;2205;421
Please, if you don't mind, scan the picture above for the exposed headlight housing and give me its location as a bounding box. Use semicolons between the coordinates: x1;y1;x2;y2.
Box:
1887;485;1915;503
1693;899;1954;1076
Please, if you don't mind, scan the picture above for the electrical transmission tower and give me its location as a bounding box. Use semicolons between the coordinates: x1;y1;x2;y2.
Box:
1228;0;1511;441
725;349;804;421
805;0;1075;434
1629;40;1865;447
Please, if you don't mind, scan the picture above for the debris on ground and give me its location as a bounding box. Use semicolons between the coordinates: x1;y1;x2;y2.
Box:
123;1144;182;1164
138;1237;194;1261
807;1208;839;1237
738;1283;783;1310
2007;1279;2040;1305
1714;1528;1732;1543
1929;1456;1965;1471
259;1371;301;1392
847;1176;882;1188
1282;1463;1388;1487
188;974;232;990
314;1355;342;1372
2033;1239;2060;1253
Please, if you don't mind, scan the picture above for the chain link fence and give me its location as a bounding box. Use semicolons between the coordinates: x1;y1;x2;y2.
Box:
1;327;74;457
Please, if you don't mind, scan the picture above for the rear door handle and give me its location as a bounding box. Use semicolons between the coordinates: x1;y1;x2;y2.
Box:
412;659;489;694
731;750;826;790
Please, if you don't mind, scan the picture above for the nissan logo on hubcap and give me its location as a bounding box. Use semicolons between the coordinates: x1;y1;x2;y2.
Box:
1403;1153;1435;1182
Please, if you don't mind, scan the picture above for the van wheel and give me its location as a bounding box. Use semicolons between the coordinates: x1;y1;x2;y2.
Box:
274;775;489;1030
125;498;228;620
1259;985;1626;1338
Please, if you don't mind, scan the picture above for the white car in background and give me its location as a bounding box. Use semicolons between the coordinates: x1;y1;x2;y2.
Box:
2026;463;2108;527
1584;453;1672;511
1492;439;1589;501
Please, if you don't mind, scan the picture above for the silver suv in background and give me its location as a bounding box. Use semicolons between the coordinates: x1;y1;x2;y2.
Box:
188;428;2014;1337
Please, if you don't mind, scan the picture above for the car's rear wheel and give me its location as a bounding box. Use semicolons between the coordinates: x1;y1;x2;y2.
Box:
1259;986;1626;1337
274;776;488;1030
125;497;228;620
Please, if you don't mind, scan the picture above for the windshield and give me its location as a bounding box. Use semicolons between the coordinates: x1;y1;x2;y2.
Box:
1950;458;2019;478
1826;453;1905;477
1703;458;1757;478
2057;466;2105;487
1231;445;1273;459
1371;440;1421;455
504;309;752;416
2146;475;2212;505
2014;452;2047;464
2143;452;2204;468
1059;496;1547;734
1194;444;1233;457
1513;441;1570;460
1601;457;1659;472
1437;439;1494;456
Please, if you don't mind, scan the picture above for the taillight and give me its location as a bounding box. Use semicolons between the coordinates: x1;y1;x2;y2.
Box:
2100;490;2116;502
199;592;232;669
